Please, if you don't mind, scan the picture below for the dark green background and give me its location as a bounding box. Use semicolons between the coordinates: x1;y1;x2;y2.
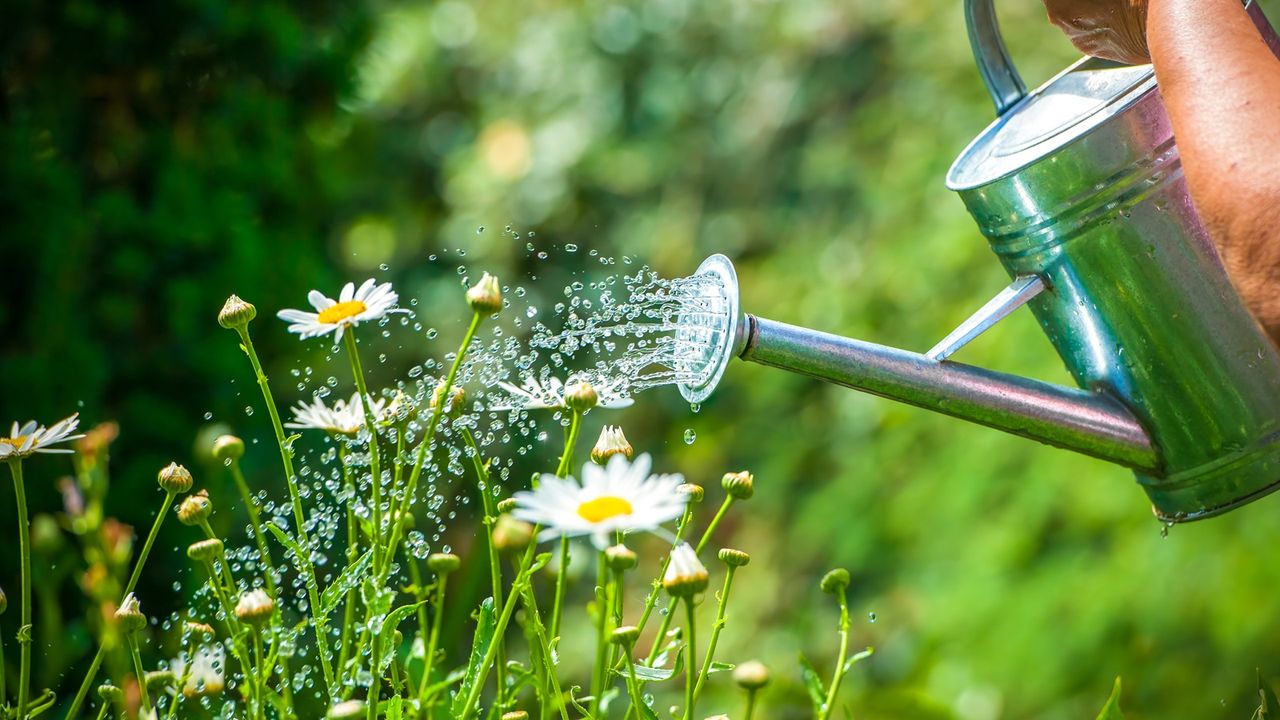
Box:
4;0;1280;717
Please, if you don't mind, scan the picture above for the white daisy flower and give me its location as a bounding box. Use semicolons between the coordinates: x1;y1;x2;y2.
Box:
171;643;226;698
511;453;685;549
276;279;408;342
0;414;84;460
285;392;386;436
489;375;634;412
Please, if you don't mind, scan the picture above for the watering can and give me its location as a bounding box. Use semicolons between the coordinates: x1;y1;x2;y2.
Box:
677;0;1280;522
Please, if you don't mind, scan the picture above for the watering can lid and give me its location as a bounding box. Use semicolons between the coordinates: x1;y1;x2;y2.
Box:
946;57;1156;191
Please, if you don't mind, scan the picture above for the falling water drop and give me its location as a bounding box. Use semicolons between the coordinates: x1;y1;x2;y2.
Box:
683;429;696;445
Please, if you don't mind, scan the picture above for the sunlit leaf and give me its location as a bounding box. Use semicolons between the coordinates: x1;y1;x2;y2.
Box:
376;601;426;673
799;653;828;715
451;597;497;717
1095;677;1124;720
319;549;373;619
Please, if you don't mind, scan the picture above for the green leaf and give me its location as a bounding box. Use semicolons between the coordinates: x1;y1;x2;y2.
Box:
381;696;403;720
1095;677;1124;720
266;522;306;562
451;597;497;717
1259;669;1279;719
319;549;373;619
707;661;736;674
799;654;828;716
631;697;661;720
844;646;875;672
421;667;467;701
376;601;427;673
614;648;684;683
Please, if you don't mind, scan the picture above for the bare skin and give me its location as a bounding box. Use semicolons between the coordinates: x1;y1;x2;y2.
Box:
1043;0;1280;343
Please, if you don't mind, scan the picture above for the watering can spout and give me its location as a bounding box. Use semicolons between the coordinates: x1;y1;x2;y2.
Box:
675;254;1161;473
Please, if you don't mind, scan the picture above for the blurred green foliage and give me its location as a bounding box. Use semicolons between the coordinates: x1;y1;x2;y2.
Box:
4;0;1280;717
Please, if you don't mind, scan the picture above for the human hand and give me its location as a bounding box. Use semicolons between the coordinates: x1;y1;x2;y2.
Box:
1042;0;1152;65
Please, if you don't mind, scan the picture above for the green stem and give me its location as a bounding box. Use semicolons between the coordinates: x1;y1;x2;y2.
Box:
547;410;581;643
696;497;734;555
336;446;359;683
127;634;152;716
8;460;31;719
419;573;448;706
0;620;6;707
168;639;196;720
342;330;388;720
818;588;851;720
517;582;568;720
620;640;647;719
693;567;736;700
65;492;175;720
198;519;238;592
252;632;267;720
457;563;531;720
228;458;278;595
744;690;758;720
632;507;693;650
682;597;697;720
94;698;110;720
589;552;610;717
383;312;483;580
236;325;335;694
460;429;505;707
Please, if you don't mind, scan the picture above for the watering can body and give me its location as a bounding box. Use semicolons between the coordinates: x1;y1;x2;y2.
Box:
945;0;1280;520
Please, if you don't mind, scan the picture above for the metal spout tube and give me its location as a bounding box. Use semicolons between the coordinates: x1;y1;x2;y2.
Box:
740;315;1161;473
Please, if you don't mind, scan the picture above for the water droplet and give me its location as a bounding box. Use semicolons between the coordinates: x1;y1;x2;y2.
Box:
868;612;876;623
683;429;696;444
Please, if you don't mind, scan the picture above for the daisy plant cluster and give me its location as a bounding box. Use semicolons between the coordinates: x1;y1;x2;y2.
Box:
2;269;874;720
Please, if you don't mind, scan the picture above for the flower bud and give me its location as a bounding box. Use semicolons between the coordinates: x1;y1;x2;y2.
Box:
430;384;466;420
218;295;257;330
97;684;124;703
428;553;461;575
563;381;598;412
718;548;750;568
496;498;518;514
611;625;641;646
705;715;731;720
115;593;147;634
235;589;275;625
492;514;534;554
591;426;634;465
663;543;709;598
184;621;216;639
177;491;212;526
677;483;704;504
211;435;245;462
466;272;503;315
146;670;177;690
605;544;638;572
721;471;754;500
502;713;530;720
380;391;419;427
158;462;193;495
187;538;224;563
820;568;850;595
327;700;366;719
0;585;7;615
734;659;770;690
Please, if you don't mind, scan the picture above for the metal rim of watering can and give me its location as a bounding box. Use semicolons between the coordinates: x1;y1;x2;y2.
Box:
677;253;742;405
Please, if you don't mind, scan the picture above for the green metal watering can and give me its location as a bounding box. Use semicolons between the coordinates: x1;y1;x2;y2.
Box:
676;0;1280;522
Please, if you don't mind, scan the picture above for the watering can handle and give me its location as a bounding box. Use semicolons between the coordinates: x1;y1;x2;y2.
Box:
964;0;1027;116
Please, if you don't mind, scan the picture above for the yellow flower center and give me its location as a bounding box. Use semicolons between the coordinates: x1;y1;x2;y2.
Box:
317;300;368;325
577;496;633;523
0;435;27;447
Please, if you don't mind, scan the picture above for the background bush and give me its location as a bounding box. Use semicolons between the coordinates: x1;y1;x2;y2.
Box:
3;0;1280;717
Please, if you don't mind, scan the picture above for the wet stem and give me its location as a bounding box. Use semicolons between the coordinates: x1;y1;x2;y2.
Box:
818;586;852;720
683;597;698;720
63;490;176;720
548;409;582;642
461;428;506;708
235;325;336;694
127;633;152;716
8;460;32;719
457;560;537;720
693;566;737;701
589;551;610;718
342;327;390;719
227;457;278;595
